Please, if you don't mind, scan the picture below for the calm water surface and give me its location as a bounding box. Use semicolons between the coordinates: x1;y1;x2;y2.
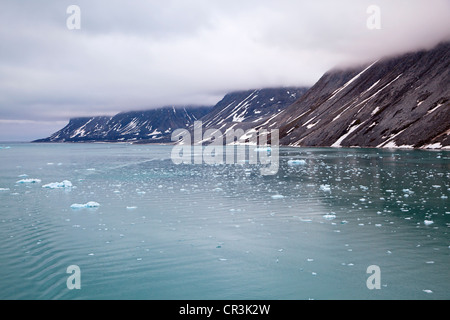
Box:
0;143;448;300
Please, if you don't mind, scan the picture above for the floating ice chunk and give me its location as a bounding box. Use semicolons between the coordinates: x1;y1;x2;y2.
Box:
70;201;100;209
320;184;331;192
323;213;337;220
424;220;434;226
0;188;10;191
126;206;138;210
18;174;28;178
287;159;307;166
42;180;73;189
254;147;271;152
271;194;285;199
422;289;433;294
16;179;41;184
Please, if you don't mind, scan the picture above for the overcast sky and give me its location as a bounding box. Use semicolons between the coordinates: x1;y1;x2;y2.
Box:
0;0;449;141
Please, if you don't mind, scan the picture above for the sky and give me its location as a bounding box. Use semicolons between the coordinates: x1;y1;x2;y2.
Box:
0;0;449;141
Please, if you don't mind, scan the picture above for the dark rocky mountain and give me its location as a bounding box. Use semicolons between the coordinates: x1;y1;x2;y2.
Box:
34;87;309;143
34;106;211;143
35;42;449;149
199;87;309;131
269;42;450;149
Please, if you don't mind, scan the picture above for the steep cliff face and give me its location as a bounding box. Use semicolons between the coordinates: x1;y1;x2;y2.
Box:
270;42;450;149
34;107;211;143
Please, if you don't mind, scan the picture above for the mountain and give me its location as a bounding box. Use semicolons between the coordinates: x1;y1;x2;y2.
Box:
268;42;450;149
34;87;309;143
35;42;449;149
199;87;309;131
34;106;211;143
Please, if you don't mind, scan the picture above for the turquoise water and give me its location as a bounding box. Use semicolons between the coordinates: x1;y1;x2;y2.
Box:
0;143;449;300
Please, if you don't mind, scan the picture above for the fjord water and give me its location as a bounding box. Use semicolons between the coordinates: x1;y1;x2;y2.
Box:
0;143;449;300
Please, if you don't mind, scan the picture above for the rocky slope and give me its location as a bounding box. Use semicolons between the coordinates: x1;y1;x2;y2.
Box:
34;106;211;143
35;42;449;149
268;42;450;149
34;88;309;143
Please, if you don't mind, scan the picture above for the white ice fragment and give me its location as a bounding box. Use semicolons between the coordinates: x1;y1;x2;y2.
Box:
126;206;138;210
16;179;41;184
271;194;285;199
287;159;307;166
70;201;100;209
42;180;73;189
422;289;433;294
0;188;10;191
323;213;337;220
424;220;434;226
320;184;331;192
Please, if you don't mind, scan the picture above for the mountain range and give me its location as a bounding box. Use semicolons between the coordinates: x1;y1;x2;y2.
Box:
35;41;450;149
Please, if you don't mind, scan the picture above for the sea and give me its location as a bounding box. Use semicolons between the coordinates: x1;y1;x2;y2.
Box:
0;143;449;300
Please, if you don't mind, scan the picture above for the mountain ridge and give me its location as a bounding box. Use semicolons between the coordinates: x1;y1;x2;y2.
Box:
34;42;450;149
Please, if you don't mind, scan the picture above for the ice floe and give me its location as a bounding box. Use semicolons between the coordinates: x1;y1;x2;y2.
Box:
16;179;41;184
42;180;73;189
319;184;331;192
323;213;337;220
287;159;307;166
70;201;100;209
271;194;285;199
0;188;10;191
423;220;434;226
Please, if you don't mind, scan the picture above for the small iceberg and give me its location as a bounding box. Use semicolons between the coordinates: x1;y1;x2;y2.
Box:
287;159;307;166
323;213;337;220
424;220;434;226
0;188;10;191
271;194;285;200
16;179;41;184
42;180;73;189
70;201;100;209
319;184;331;192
